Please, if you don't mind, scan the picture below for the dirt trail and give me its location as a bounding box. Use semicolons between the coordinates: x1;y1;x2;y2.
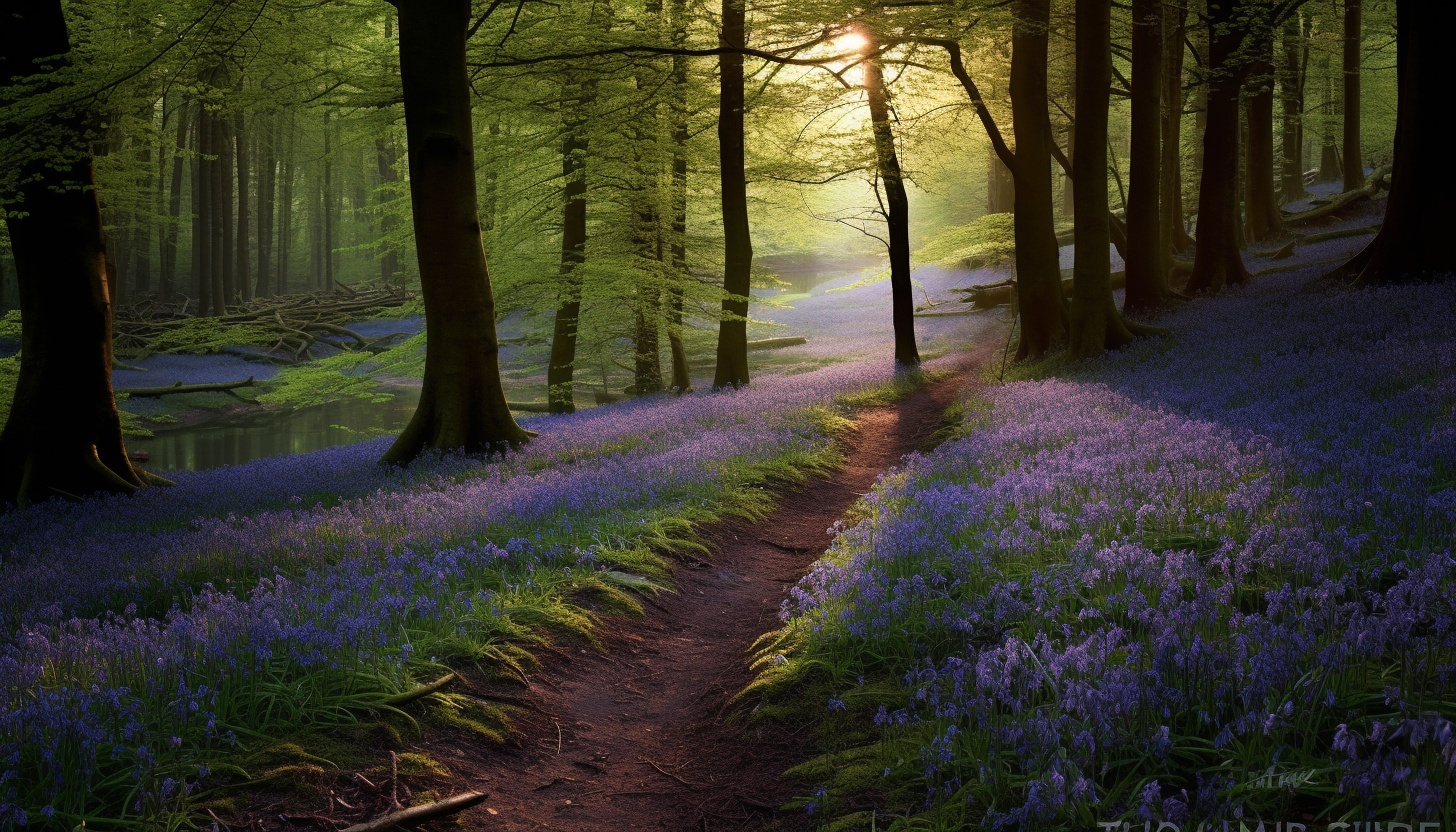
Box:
418;351;990;831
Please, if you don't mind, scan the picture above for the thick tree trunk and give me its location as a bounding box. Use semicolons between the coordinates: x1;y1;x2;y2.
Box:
1124;0;1168;312
1160;0;1193;256
1341;0;1362;192
1186;0;1251;294
256;113;276;298
1068;0;1135;358
1279;14;1310;203
713;0;751;388
1333;1;1456;285
380;0;528;464
1243;60;1282;243
1009;0;1067;359
0;1;166;507
236;112;250;302
862;40;919;367
546;97;590;414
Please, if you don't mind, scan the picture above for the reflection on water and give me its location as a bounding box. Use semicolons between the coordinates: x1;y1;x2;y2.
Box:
129;393;421;471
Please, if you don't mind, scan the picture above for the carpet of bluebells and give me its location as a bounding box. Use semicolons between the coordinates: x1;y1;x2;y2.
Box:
772;269;1456;828
0;358;943;830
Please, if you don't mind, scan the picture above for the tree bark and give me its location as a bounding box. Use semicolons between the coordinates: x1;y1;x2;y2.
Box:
161;98;188;302
546;96;590;414
196;105;215;315
1316;46;1341;184
376;136;400;286
236;112;251;302
1341;0;1361;192
217;108;233;309
862;35;919;366
666;10;692;394
279;113;294;296
323;109;335;293
0;1;166;507
256;112;276;298
1009;0;1067;359
712;0;751;388
1333;1;1456;285
380;0;528;464
1279;13;1310;203
1243;59;1282;243
1186;0;1253;294
1160;0;1193;256
988;150;1016;214
1068;0;1135;358
1124;0;1169;312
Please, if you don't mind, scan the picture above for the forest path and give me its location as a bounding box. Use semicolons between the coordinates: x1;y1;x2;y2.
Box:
430;344;995;832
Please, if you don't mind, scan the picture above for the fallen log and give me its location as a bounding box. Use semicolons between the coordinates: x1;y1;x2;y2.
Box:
338;791;488;832
1296;224;1381;245
746;336;807;351
119;377;256;398
506;401;554;413
1282;166;1390;226
1256;240;1297;260
916;308;979;317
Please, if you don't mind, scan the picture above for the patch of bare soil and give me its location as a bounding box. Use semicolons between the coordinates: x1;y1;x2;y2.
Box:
422;351;991;832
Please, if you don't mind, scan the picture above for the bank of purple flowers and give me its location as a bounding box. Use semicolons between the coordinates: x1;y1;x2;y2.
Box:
0;359;927;830
772;271;1456;828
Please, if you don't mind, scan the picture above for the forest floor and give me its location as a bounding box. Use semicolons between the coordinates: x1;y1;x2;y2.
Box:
254;341;999;832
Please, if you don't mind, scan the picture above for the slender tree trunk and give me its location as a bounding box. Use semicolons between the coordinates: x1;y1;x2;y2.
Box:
1009;0;1067;359
631;19;665;397
323;109;334;292
0;1;166;507
546;94;590;414
1068;0;1134;358
212;111;229;311
279;114;294;296
666;19;692;393
1316;47;1341;183
1333;1;1456;285
256;112;276;298
1279;14;1310;203
1186;0;1252;294
713;0;752;387
381;0;528;464
1243;59;1282;243
309;165;322;291
135;115;154;298
236;112;250;301
988;151;1016;214
160;99;186;301
196;106;214;315
862;36;919;366
376;136;400;286
1161;0;1193;256
1124;0;1168;311
1341;0;1362;192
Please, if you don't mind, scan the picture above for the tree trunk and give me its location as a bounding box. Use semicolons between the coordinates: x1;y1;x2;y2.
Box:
279;114;294;296
196;105;215;315
1243;59;1282;243
217;110;233;309
546;101;589;414
712;0;752;388
376;136;400;286
323;109;335;292
862;37;919;366
236;112;251;302
1160;0;1193;256
988;150;1016;214
135;121;154;298
1316;47;1341;184
666;13;692;394
161;98;188;301
1068;0;1135;358
1333;1;1456;285
256;112;276;298
0;1;166;507
1279;13;1310;203
1009;0;1067;359
1124;0;1168;312
380;0;528;464
1341;0;1362;192
1186;0;1252;294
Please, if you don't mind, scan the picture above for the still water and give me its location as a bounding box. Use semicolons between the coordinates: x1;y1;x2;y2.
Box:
129;393;421;472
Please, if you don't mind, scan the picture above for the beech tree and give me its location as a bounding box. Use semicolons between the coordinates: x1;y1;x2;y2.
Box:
712;0;753;388
379;0;529;464
0;1;168;507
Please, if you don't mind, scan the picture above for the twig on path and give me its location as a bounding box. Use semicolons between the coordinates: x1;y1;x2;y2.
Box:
642;758;708;789
337;791;488;832
389;752;400;809
555;719;562;754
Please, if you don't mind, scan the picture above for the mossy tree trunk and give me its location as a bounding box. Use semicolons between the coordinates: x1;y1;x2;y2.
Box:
0;1;169;508
380;0;528;463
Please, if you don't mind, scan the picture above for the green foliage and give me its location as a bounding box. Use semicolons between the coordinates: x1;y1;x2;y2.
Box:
912;212;1018;269
142;319;278;356
258;334;427;409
